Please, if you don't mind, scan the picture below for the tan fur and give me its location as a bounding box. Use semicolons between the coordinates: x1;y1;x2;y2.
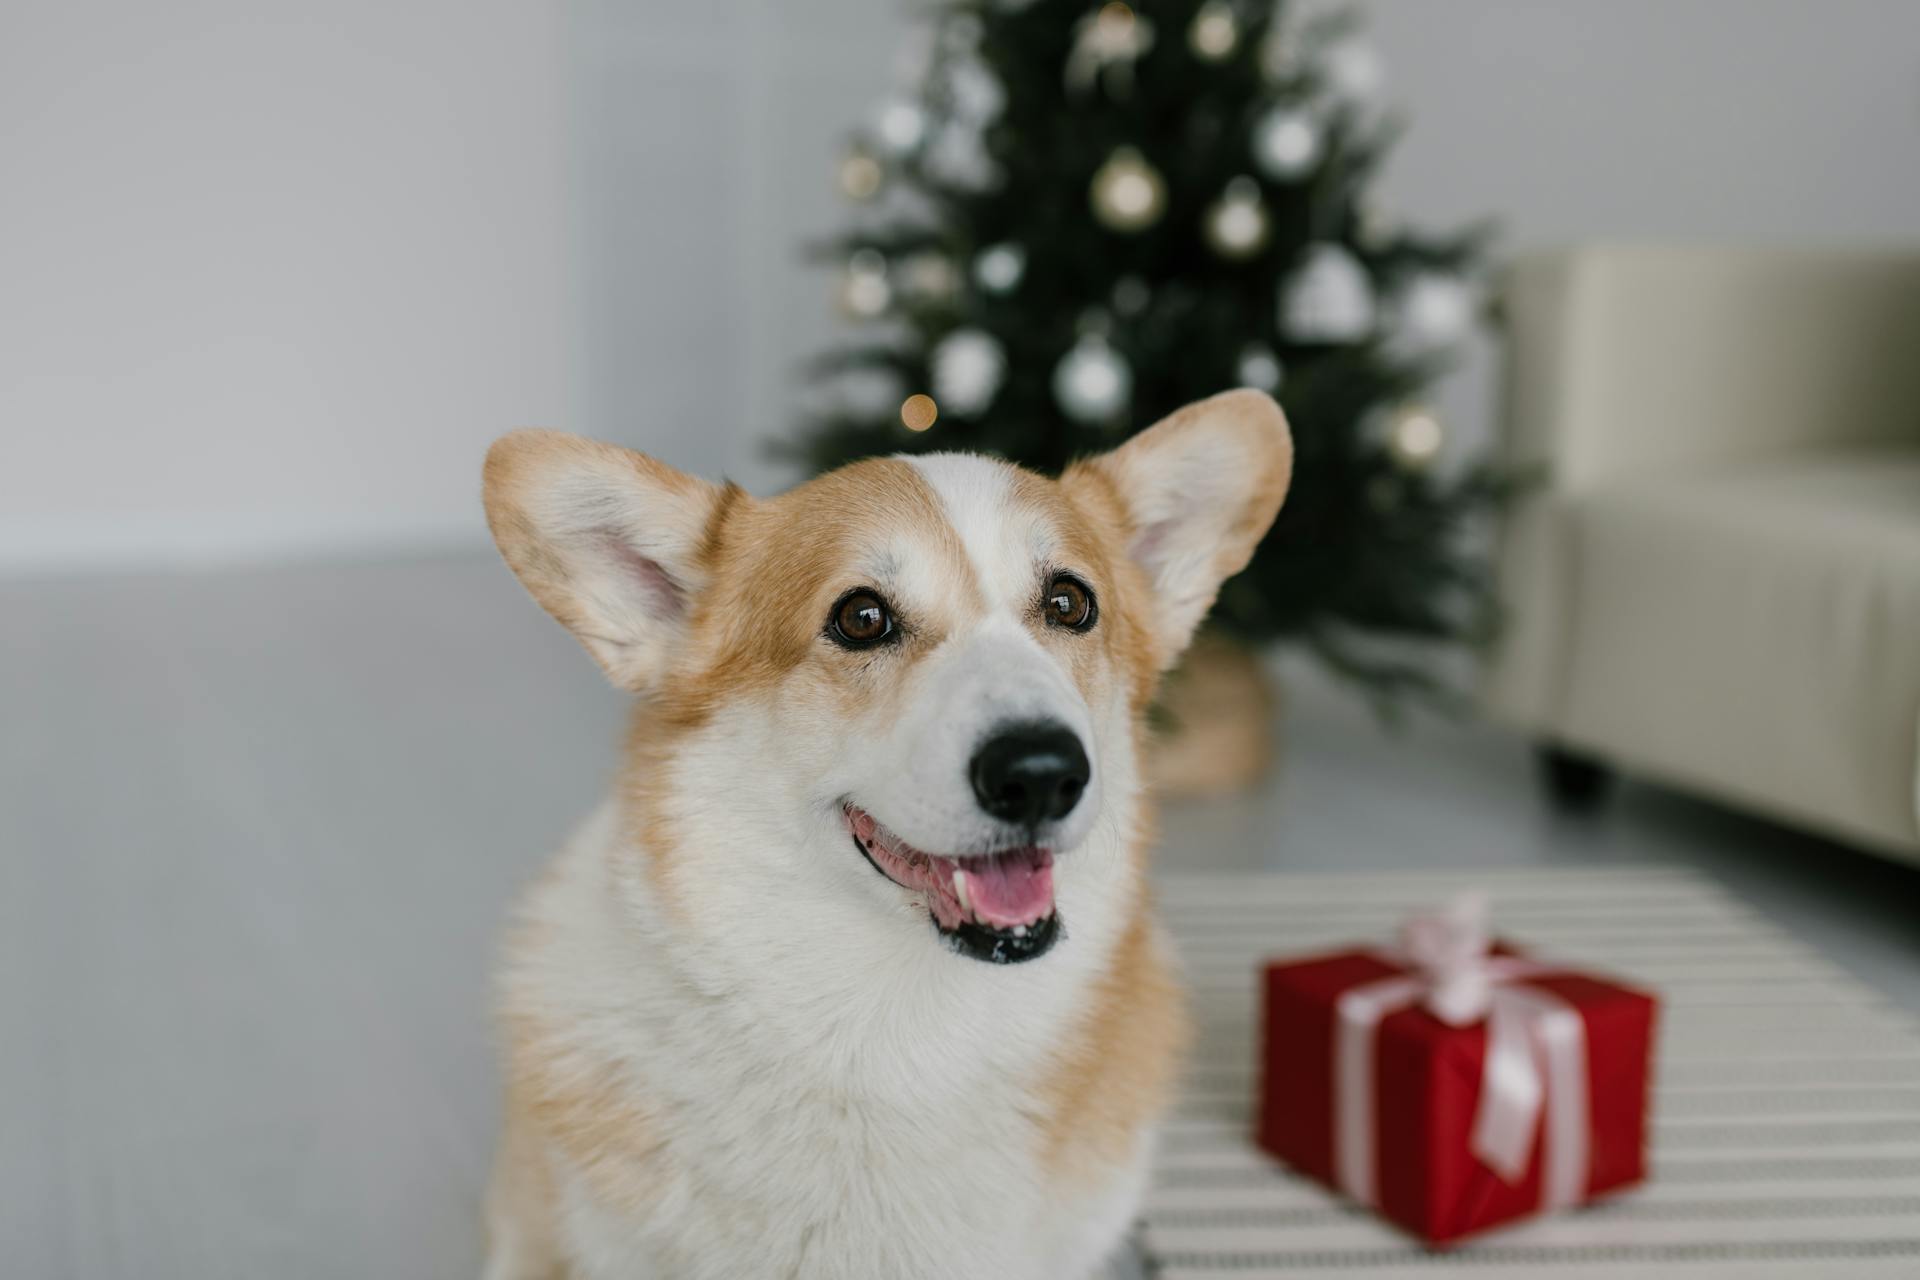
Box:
1038;883;1191;1180
503;1005;673;1219
479;391;1292;1279
657;458;981;731
486;1085;567;1280
1066;388;1293;671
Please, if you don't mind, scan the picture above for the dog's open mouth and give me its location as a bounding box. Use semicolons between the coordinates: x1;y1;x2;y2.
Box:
844;804;1061;964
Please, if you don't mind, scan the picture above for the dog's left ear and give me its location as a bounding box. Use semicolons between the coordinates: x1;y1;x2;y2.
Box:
483;430;741;693
1065;389;1292;670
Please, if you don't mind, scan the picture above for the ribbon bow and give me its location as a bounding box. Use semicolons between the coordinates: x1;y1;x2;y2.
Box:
1332;894;1590;1210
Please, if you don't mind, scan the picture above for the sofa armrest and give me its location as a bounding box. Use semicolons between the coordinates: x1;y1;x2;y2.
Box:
1499;246;1920;492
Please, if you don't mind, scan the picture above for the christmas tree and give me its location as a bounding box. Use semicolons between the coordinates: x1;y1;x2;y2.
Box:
787;0;1506;704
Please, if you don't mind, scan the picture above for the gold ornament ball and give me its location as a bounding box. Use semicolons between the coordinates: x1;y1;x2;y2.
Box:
1387;404;1445;469
838;146;883;201
1203;176;1270;259
899;251;958;304
899;393;939;432
1089;147;1166;233
1189;1;1238;60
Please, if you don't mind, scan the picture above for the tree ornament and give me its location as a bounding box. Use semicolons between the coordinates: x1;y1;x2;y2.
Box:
1065;3;1155;98
838;249;891;318
1203;176;1270;259
942;54;1006;126
1251;104;1322;181
899;250;958;304
1237;345;1285;393
1188;1;1239;61
1386;403;1445;470
837;144;884;201
899;393;939;433
1322;35;1385;107
1391;272;1476;350
922;120;999;192
972;242;1026;294
1279;243;1375;342
930;328;1007;417
1089;147;1166;232
873;97;927;156
1052;333;1131;423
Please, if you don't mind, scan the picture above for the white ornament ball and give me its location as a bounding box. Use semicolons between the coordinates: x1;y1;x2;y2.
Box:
923;121;999;192
1237;345;1285;393
931;328;1007;417
1189;1;1239;60
1386;404;1445;470
1052;334;1132;423
1393;272;1477;349
839;250;891;319
1322;36;1385;107
972;242;1026;294
1204;176;1270;259
1280;242;1376;343
874;97;927;156
944;55;1006;125
1090;146;1166;233
1251;105;1322;181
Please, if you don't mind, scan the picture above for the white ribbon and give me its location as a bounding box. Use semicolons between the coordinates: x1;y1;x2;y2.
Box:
1332;894;1590;1211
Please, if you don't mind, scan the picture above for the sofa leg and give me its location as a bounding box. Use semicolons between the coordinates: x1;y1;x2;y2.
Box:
1537;744;1615;813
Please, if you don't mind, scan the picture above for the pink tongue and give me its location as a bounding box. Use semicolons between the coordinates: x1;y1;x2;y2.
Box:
958;851;1055;928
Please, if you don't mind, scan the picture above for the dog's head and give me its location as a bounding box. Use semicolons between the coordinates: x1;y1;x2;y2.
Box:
485;390;1289;968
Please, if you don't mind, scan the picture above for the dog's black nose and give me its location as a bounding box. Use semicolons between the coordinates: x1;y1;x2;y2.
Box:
969;722;1090;828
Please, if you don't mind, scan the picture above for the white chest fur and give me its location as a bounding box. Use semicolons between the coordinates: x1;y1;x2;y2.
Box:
498;805;1156;1280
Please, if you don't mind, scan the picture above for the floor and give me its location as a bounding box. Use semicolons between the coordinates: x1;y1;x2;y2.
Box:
2;550;1915;1279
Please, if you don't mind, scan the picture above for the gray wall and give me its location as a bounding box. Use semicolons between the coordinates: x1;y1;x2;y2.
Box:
0;0;583;571
5;0;1919;571
1368;0;1920;450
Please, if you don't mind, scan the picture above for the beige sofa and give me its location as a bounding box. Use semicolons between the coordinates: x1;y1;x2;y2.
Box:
1484;246;1920;866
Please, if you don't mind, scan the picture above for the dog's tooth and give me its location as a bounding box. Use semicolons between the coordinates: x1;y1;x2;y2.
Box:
1013;924;1027;939
951;869;974;918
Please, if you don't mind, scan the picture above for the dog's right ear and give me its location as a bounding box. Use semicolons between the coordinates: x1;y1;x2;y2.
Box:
483;430;740;693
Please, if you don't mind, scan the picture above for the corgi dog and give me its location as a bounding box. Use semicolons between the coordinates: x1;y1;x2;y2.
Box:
480;389;1291;1280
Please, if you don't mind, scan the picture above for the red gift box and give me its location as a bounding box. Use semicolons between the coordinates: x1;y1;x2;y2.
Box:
1255;903;1659;1245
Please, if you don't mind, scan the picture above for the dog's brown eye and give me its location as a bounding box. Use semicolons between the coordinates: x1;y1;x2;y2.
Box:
1045;575;1096;631
830;589;894;647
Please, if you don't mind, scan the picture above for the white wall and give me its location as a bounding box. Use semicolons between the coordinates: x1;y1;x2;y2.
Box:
1367;0;1920;454
5;0;1919;572
0;0;582;570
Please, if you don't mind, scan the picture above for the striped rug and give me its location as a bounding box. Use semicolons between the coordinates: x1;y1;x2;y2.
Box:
1132;866;1920;1278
